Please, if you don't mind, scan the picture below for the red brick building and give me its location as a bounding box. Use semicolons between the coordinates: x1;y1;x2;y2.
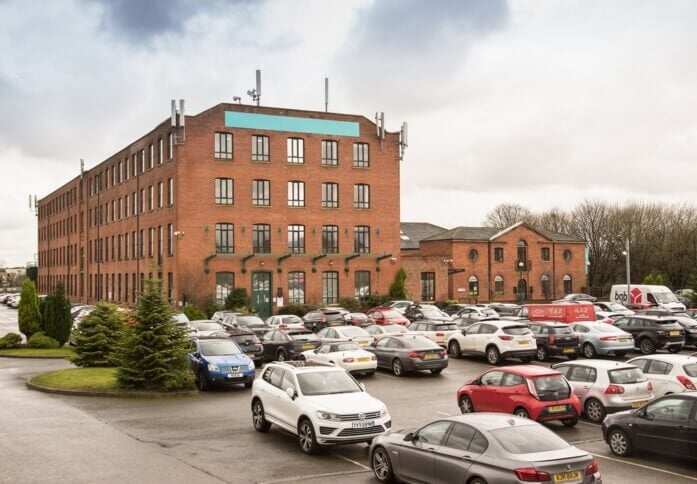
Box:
400;222;587;303
37;102;403;317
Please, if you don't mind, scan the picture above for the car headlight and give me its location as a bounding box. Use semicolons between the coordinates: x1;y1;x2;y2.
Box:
207;363;220;372
316;410;340;421
378;406;388;417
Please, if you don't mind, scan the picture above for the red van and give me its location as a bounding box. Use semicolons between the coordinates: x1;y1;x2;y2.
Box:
520;304;596;323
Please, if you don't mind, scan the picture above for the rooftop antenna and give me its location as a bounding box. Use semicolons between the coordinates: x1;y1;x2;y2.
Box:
247;69;261;106
233;96;242;104
171;99;186;144
80;158;84;179
324;77;329;112
399;121;409;162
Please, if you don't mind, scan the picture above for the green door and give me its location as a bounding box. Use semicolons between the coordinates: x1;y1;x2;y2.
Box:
252;271;273;319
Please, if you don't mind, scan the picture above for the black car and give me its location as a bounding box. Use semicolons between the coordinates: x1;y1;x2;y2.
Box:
259;329;321;362
613;315;685;354
211;329;265;365
366;334;447;377
602;393;697;459
404;304;450;322
677;318;697;348
222;314;270;337
528;321;580;361
302;308;350;332
442;304;469;316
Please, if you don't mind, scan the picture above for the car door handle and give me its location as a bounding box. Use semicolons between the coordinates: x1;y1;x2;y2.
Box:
461;455;472;460
582;386;590;390
426;447;436;452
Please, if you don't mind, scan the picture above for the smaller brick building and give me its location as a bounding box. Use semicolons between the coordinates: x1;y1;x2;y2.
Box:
400;221;587;303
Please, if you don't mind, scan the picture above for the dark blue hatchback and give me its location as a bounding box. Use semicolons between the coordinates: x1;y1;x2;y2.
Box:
188;337;256;391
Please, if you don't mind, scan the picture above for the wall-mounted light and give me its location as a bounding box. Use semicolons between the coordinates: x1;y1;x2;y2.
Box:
260;260;265;267
329;260;334;265
174;231;185;240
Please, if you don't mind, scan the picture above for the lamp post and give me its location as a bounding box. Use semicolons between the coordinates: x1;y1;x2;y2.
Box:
621;238;631;303
518;260;525;302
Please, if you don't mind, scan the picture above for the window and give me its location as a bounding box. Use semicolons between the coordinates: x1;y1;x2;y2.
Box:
287;138;304;163
517;240;527;264
215;178;234;205
252;179;270;206
353;142;369;167
415;421;451;445
563;274;572;295
354;226;370;253
469;276;479;296
355;271;370;298
148;227;154;257
563;249;572;261
421;272;435;301
157;181;163;208
322;271;339;304
148;143;154;169
168;132;173;160
132;192;137;216
494;247;504;261
321;140;338;165
541;275;551;299
321;182;339;208
353;184;370;209
168;178;173;205
252;135;269;162
158;138;163;164
148;186;153;211
316;226;338;255
288;181;305;207
288;272;305;304
494;275;504;295
167;224;173;256
288;225;305;254
215;223;234;254
140;149;146;173
252;224;271;253
216;272;234;305
645;397;693;421
214;132;233;159
469;249;478;262
541;247;550;261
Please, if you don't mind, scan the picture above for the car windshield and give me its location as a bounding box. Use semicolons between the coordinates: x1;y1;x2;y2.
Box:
435;323;457;330
237;316;265;326
608;367;647;384
593;324;625;334
200;340;242;356
654;292;678;303
340;327;368;337
683;364;697;377
491;425;569;454
422;309;446;318
381;310;402;318
607;303;627;311
334;342;361;352
290;332;319;341
297;371;361;396
402;335;440;348
196;322;224;331
503;326;530;335
383;325;405;334
551;326;573;334
655;319;679;325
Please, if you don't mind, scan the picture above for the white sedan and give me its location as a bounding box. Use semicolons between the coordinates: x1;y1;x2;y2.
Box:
364;324;408;343
301;341;377;375
316;325;372;347
266;314;306;329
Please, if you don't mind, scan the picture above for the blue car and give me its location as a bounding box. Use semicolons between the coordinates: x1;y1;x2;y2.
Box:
188;337;255;391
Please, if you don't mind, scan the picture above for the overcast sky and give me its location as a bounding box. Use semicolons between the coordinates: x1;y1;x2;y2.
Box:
1;0;696;266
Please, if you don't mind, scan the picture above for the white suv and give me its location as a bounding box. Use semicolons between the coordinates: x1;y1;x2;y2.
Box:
251;361;391;454
447;321;537;365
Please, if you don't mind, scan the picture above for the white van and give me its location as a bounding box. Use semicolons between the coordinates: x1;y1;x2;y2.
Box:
609;284;685;312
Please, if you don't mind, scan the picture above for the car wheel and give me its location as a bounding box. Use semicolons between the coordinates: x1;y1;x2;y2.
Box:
298;418;320;454
197;370;208;392
469;479;488;484
251;399;271;432
486;346;501;365
514;407;530;419
536;346;548;362
583;343;596;359
584;398;606;423
448;340;461;358
639;338;656;355
277;349;287;361
392;359;404;377
371;446;395;483
299;354;306;361
668;345;683;353
562;417;578;428
609;429;633;456
430;368;442;375
459;395;474;414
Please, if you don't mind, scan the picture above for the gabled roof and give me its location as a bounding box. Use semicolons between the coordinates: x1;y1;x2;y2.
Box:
400;222;447;249
422;221;586;244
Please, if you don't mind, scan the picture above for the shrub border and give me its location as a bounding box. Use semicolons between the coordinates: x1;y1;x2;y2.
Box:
26;377;198;398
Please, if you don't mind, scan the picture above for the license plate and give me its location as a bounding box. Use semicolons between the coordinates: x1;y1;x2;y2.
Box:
423;353;439;360
303;344;315;349
547;405;567;413
670;331;679;336
631;400;647;409
554;471;581;483
619;338;632;343
563;348;575;354
517;340;529;345
357;357;369;363
227;373;242;378
351;421;375;429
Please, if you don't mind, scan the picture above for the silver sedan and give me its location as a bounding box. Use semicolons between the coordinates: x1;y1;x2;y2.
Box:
570;321;634;358
369;413;601;484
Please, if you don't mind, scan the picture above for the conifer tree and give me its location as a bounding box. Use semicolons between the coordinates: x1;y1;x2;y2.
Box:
71;303;124;367
18;279;41;340
42;282;72;346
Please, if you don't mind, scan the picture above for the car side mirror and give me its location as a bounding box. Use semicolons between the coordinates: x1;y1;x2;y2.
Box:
286;387;297;400
193;352;200;359
403;432;414;442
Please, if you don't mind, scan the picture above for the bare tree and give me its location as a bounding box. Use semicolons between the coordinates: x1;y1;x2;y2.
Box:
483;203;533;229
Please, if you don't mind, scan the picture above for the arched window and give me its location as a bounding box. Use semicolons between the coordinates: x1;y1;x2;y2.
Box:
541;275;551;299
469;248;478;262
563;274;572;295
563;249;572;262
517;240;527;267
494;275;504;295
468;276;479;296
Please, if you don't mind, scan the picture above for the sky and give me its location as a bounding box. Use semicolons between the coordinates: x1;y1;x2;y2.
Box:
1;0;696;266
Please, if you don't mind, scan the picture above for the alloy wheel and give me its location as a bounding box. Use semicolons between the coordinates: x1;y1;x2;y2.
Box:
640;338;655;355
298;421;315;453
459;396;473;414
372;447;392;482
583;343;596;358
610;430;630;456
392;359;403;377
487;346;500;365
448;340;461;358
585;399;605;423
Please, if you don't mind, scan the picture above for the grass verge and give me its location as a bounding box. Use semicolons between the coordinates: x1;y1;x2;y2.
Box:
30;367;118;391
0;346;76;358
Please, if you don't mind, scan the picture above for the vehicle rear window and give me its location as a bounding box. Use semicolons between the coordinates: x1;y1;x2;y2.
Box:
551;326;573;334
532;375;570;398
502;326;530;335
609;367;647;384
683;364;697;377
290;333;319;342
491;425;569;454
595;324;625;334
238;316;265;326
435;324;457;330
655;319;678;325
232;334;259;344
341;327;368;337
281;316;303;324
402;336;440;348
196;322;224;331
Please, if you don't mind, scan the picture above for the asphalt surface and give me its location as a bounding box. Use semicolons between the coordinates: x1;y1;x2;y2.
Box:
1;304;696;483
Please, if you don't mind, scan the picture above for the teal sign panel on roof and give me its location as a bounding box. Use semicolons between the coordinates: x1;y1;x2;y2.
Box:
224;111;360;137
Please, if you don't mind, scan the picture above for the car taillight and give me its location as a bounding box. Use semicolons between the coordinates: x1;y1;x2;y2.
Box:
549;335;556;345
585;459;599;476
599;336;618;341
498;335;513;341
604;384;625;395
677;375;696;390
371;355;377;361
440;350;447;358
407;352;422;359
647;381;653;392
526;378;539;399
279;324;287;329
514;468;551;482
435;332;444;337
343;358;355;363
603;318;614;324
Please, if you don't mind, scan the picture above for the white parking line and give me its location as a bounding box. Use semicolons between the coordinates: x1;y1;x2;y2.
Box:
589;453;697;481
257;469;369;484
373;372;395;379
576;420;601;428
332;452;371;471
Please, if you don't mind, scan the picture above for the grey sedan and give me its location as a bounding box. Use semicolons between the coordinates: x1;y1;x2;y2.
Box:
367;334;448;376
369;413;601;484
570;321;635;358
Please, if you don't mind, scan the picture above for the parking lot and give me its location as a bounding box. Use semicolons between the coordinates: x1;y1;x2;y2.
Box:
1;304;696;483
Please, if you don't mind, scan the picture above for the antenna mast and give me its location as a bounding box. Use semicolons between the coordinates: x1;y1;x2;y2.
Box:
247;69;261;106
324;77;329;112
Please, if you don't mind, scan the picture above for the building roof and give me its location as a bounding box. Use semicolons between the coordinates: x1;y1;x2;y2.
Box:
422;221;585;243
400;222;447;249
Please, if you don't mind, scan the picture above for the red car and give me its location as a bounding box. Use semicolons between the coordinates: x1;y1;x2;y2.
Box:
366;308;410;326
456;365;581;427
